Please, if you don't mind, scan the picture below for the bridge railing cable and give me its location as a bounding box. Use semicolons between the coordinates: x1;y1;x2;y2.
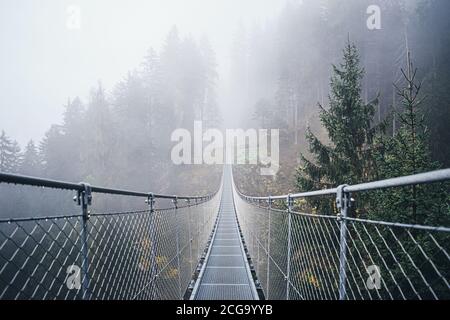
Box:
0;172;221;300
234;169;450;300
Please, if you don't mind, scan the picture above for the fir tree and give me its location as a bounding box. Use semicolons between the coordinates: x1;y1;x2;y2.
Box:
0;130;21;173
368;55;450;298
62;97;85;180
20;140;41;175
297;41;378;199
372;54;450;226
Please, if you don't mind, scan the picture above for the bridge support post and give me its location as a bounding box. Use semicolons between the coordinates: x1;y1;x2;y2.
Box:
186;199;193;275
195;198;200;260
286;194;293;300
266;196;272;299
336;185;350;301
75;183;92;300
146;193;157;300
173;197;182;299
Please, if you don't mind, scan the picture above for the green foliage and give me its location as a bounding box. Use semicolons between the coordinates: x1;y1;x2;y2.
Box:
237;0;450;200
297;42;378;195
0;29;222;219
362;57;450;299
371;57;450;225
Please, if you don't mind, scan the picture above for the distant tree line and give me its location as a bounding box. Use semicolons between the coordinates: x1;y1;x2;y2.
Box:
233;0;450;202
298;40;449;225
295;40;449;299
0;27;222;218
229;0;450;298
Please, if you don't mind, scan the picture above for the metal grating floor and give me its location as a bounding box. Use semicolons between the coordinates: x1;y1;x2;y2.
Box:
192;168;258;300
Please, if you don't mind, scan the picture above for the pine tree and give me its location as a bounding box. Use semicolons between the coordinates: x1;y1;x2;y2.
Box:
141;47;163;139
85;82;116;184
141;47;171;166
112;71;154;190
372;54;450;226
10;141;22;173
0;130;21;173
297;41;378;198
369;54;450;298
20;140;41;175
160;26;182;128
199;36;221;128
39;125;65;179
63;97;84;136
62;97;85;180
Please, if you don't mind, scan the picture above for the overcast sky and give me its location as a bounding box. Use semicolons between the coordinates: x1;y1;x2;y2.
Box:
0;0;288;146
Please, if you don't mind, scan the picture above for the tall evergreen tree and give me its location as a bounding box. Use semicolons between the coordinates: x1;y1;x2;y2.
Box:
372;55;450;225
199;36;221;128
20;140;41;176
368;55;450;299
297;41;378;196
62;97;85;180
85;82;116;185
0;130;21;173
141;47;172;167
39;125;65;179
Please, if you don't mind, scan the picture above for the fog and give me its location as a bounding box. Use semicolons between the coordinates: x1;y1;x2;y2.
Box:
0;0;285;145
1;0;450;303
1;0;449;200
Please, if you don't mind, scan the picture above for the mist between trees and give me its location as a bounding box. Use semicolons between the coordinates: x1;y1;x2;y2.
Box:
1;0;449;222
231;0;450;222
0;26;222;218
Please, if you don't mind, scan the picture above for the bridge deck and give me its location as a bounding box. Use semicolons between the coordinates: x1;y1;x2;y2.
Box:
191;169;258;300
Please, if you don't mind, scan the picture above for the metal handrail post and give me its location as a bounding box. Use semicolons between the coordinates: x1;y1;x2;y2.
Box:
186;199;193;274
173;197;182;299
76;182;92;300
336;185;350;300
286;194;293;300
266;196;272;299
146;193;158;299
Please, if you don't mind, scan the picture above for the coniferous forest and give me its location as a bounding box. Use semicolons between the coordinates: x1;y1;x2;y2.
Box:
0;0;450;303
1;0;449;221
0;27;223;217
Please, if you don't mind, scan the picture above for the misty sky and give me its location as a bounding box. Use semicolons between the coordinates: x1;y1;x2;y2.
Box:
0;0;289;146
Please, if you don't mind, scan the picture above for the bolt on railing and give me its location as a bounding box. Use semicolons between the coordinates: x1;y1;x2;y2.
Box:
234;168;450;300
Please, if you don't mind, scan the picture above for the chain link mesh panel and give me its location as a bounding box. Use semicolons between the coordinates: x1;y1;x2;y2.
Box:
234;190;450;300
0;194;220;300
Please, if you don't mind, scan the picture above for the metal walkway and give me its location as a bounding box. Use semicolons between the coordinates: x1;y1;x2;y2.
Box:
191;167;258;300
2;167;449;300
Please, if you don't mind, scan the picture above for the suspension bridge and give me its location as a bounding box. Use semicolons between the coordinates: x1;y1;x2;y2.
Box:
0;166;449;300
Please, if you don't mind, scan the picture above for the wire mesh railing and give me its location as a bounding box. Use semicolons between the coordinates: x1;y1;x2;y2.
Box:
233;169;450;300
0;172;221;300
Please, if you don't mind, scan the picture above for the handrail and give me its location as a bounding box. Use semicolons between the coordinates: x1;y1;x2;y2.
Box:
0;171;214;201
237;168;450;200
344;169;450;193
234;167;450;301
